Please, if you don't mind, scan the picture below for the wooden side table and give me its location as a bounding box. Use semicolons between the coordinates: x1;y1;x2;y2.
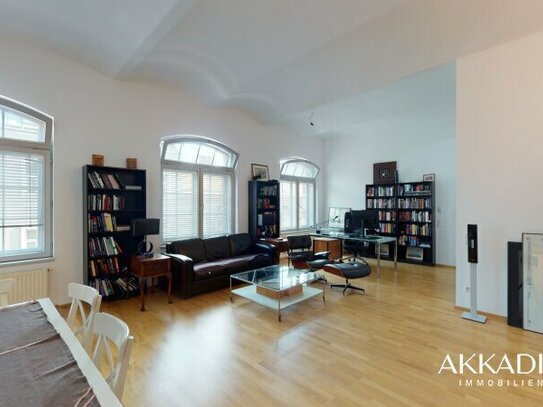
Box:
129;254;173;311
312;237;342;260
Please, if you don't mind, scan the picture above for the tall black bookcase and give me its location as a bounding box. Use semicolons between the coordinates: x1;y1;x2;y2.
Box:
248;180;280;240
365;181;435;266
83;165;146;300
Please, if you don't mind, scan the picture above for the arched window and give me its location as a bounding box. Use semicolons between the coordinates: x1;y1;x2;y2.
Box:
280;158;319;231
0;96;53;262
161;136;238;241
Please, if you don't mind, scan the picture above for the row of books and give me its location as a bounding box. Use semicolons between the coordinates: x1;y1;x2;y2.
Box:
88;236;123;257
88;194;126;211
378;223;396;234
398;210;432;222
398;235;430;247
398;184;431;196
89;277;139;298
400;224;432;236
367;198;395;209
378;210;396;221
88;213;119;232
397;198;432;209
367;186;395;197
258;184;278;196
89;257;121;277
87;171;124;189
256;198;276;209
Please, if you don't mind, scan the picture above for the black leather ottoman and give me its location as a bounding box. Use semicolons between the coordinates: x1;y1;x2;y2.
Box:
323;262;371;295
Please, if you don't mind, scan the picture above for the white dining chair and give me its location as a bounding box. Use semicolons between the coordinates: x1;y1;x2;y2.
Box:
90;312;134;400
0;278;16;307
66;283;102;351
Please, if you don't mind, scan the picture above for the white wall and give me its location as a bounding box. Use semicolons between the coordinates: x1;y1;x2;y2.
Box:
456;31;543;315
323;103;456;266
0;39;324;304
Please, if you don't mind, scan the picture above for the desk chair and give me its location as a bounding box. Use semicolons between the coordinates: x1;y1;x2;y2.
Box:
343;239;369;262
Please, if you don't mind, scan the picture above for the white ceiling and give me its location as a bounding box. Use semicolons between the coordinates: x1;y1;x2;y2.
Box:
1;0;543;138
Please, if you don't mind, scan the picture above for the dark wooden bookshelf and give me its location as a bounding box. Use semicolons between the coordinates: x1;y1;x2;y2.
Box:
365;181;435;266
249;180;280;240
83;165;146;300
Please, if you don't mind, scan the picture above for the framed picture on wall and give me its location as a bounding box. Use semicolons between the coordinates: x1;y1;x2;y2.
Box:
251;163;269;181
423;173;435;182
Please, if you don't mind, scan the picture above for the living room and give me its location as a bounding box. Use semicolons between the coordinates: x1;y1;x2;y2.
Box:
1;1;543;406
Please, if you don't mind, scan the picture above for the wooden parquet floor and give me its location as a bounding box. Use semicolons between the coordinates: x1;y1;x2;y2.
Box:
95;259;543;407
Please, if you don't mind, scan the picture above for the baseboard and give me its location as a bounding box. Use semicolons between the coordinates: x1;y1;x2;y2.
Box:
436;264;455;269
454;305;506;322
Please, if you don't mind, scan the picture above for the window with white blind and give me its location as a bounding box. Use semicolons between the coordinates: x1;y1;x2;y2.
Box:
280;158;318;231
0;96;53;262
161;136;237;241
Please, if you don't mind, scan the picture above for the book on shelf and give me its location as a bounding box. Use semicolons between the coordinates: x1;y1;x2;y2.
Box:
125;185;142;190
88;194;126;211
87;171;125;190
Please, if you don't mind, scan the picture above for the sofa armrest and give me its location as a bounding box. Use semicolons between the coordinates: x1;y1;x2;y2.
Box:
252;242;278;263
165;253;194;298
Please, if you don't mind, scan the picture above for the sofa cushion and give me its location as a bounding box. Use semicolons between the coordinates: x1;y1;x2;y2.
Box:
249;253;272;269
229;233;252;257
203;236;231;260
218;257;252;274
169;238;206;264
193;261;226;281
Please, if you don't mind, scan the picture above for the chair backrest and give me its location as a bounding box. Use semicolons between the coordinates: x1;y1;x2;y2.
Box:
0;278;16;307
66;283;102;351
287;235;312;253
343;239;368;254
91;312;134;400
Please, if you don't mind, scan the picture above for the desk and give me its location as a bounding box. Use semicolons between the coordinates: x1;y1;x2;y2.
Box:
312;237;342;260
130;254;173;311
312;231;397;277
0;298;122;407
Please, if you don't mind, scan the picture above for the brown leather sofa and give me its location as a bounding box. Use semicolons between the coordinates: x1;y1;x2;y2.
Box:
165;233;278;298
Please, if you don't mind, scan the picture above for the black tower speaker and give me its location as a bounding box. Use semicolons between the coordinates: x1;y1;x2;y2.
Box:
467;224;478;263
507;241;523;328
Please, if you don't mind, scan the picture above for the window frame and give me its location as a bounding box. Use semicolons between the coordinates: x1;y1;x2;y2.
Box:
0;96;53;264
280;158;319;232
160;136;237;242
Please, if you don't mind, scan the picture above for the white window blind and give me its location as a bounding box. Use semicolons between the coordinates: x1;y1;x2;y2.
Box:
298;181;315;229
280;180;297;230
0;96;52;263
0;151;45;257
203;172;232;237
162;169;198;241
161;136;238;241
280;158;318;231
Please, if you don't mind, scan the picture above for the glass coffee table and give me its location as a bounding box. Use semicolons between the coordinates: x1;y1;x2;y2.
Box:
230;265;325;321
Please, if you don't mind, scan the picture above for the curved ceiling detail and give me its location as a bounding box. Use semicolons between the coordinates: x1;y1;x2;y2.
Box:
2;0;543;138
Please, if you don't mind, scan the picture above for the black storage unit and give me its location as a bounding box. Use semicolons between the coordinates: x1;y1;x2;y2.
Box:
366;181;435;266
507;241;523;328
83;165;146;300
248;180;280;241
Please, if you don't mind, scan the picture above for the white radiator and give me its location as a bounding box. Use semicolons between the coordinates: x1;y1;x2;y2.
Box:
0;268;49;304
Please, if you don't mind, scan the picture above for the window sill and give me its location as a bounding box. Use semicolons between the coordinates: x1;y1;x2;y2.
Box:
0;256;55;269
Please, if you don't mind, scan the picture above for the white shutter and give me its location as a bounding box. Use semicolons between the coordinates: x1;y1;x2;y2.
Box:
203;172;232;237
280;180;297;230
162;168;198;241
0;150;45;257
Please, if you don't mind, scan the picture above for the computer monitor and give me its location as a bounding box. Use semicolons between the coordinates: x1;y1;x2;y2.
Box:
328;207;350;229
360;210;379;236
